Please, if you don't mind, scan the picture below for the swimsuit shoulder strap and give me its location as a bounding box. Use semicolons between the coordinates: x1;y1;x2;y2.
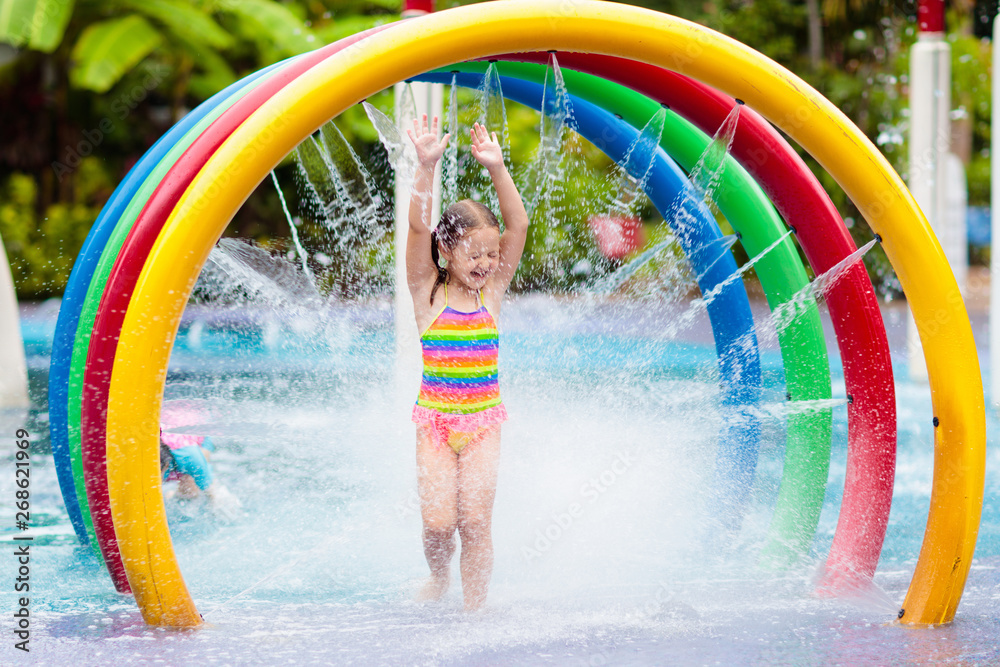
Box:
479;289;497;320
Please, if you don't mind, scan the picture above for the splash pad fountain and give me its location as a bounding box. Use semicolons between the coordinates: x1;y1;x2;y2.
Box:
36;0;989;659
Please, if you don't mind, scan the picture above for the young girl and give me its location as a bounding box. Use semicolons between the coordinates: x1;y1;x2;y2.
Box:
405;115;528;611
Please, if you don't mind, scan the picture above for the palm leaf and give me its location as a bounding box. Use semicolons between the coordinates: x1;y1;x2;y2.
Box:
125;0;232;50
179;35;237;98
69;15;163;92
222;0;317;56
0;0;75;52
313;14;396;46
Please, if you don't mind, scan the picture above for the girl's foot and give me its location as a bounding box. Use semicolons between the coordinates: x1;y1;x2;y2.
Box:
416;575;450;602
463;591;487;612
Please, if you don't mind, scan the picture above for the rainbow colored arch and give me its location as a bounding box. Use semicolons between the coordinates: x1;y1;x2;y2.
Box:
47;1;983;628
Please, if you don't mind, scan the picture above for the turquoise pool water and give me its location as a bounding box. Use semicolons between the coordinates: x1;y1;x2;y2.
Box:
3;295;999;665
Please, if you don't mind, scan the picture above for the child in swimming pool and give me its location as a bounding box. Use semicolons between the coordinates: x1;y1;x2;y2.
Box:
406;115;529;611
159;402;242;520
159;431;241;520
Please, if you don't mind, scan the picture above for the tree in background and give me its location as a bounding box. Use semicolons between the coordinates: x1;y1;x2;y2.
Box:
0;0;395;298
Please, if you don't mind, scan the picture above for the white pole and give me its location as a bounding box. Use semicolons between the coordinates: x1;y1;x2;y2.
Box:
0;231;29;409
393;81;443;409
906;31;951;381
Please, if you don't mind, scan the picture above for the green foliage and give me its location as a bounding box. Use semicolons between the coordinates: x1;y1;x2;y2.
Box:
2;0;349;95
128;0;234;50
968;155;990;205
221;0;318;57
0;0;75;52
69;15;163;92
0;158;111;298
707;0;805;63
311;13;392;44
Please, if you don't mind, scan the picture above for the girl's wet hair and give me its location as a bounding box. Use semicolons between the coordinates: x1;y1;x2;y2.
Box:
430;199;500;304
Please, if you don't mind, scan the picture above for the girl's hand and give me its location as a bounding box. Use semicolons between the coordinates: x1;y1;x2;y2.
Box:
407;114;450;168
470;122;504;172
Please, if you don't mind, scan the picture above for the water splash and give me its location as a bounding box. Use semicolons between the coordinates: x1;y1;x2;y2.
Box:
628;230;794;340
592;233;739;297
516;53;583;289
765;237;879;340
808;237;879;301
197;238;321;307
812;562;900;614
472;63;509;218
606;107;666;220
291;117;394;297
295;139;367;246
693;234;742;283
521;53;572;222
720;237;878;366
601;105;735;291
270;171;313;283
294;124;377;239
479;62;509;163
395;82;418;131
747;397;850;421
687;102;742;216
442;73;460;210
318;121;380;221
657;103;742;254
363;100;410;172
587;235;679;294
590;107;677;294
700;230;794;306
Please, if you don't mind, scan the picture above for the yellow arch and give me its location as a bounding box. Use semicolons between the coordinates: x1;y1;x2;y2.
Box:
106;0;984;627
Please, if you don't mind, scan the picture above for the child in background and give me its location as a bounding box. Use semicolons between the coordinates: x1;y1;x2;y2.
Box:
159;403;242;520
405;116;529;611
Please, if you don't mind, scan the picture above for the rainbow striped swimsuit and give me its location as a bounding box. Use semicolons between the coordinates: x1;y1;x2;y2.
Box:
412;286;507;448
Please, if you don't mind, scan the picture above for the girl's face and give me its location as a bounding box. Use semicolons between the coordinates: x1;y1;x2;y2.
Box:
440;225;501;291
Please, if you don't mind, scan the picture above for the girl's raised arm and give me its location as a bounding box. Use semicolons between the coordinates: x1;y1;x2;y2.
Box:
470;123;528;295
405;114;450;298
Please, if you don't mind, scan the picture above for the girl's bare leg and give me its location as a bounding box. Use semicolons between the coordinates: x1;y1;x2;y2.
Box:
457;425;501;611
415;424;459;601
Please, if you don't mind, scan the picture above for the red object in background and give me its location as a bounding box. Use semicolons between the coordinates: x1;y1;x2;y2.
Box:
588;215;644;260
402;0;434;15
918;0;944;32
